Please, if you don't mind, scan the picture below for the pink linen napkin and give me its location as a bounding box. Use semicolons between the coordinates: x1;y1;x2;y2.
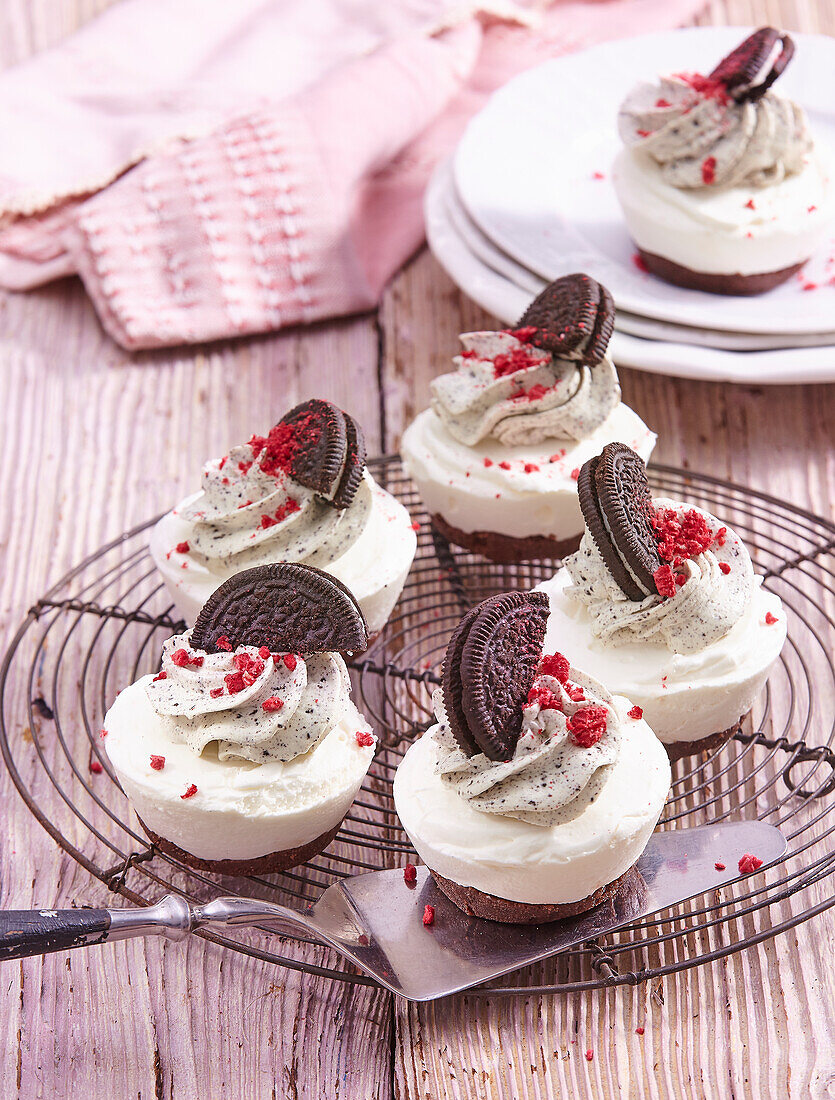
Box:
0;0;705;349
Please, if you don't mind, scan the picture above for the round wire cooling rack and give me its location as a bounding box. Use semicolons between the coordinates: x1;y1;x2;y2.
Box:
2;454;835;995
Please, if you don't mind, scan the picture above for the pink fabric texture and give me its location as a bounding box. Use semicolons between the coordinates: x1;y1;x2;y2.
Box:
0;0;705;348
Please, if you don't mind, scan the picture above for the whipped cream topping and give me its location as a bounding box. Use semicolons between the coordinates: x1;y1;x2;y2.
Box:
431;662;621;827
565;499;754;654
430;331;620;447
147;632;351;764
619;74;811;190
174;431;373;574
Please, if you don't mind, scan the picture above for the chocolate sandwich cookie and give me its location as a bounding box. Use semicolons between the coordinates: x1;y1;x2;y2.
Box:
442;590;550;761
708;27;795;102
265;399;367;509
517;273;615;366
578;443;661;601
191;562;368;655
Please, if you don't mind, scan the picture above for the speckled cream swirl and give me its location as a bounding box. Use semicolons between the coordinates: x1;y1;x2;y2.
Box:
431;667;621;828
147;633;351;764
430;331;620;447
618;74;811;190
564;499;754;654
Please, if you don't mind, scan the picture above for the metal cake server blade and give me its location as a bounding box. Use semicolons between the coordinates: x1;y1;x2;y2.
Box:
0;822;785;1000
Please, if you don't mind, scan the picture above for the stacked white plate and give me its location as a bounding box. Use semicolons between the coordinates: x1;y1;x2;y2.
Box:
426;27;835;384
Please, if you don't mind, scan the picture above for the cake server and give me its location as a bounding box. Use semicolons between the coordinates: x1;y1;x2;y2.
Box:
0;821;785;1001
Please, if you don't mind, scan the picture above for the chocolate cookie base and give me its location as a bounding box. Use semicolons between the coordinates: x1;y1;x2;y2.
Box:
663;715;744;763
430;513;581;564
138;817;342;876
637;248;804;297
429;863;636;924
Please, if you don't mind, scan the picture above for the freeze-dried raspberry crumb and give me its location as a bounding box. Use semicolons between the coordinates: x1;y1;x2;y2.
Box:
175;541;190;554
224;671;246;694
628;705;643;720
497;460;511;471
411;521;420;531
233;652;265;679
483;457;494;467
701;156;716;184
509;326;537;342
568;705;608;748
261;696;284;712
282;653;298;671
592;170;605;180
209;687;224;699
655;98;671;108
808;205;817;213
99;728;108;739
526;685;562;711
636;129;651;137
715;862;726;871
181;784;198;800
422;905;435;927
152;671;167;682
635;1026;645;1035
403;863;417;885
652;507;715;565
524;463;540;474
632;253;649;273
585;1050;594;1062
719;562;731;575
150;755;165;771
512;383;552;404
653;564;677;599
218;455;227;470
765;612;778;625
570;468;580;480
492;345;546;378
89;758;103;774
215;635;232;651
260;498;300;529
238;460;253;476
171;648;204;668
744;199;756;210
355;730;375;747
738;853;763;874
539;653;570;683
258;646;271;660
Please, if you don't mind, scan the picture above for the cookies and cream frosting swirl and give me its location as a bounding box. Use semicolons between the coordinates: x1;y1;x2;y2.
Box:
618;74;811;190
147;632;352;764
431;664;621;828
430;331;620;447
174;434;373;573
565;499;754;654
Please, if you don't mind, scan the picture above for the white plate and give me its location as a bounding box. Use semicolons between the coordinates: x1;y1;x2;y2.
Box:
426;161;835;383
441;161;835;351
454;27;835;336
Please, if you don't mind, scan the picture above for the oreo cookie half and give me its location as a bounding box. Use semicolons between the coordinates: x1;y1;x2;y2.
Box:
191;563;368;655
708;27;795;102
442;591;550;761
578;443;661;601
517;274;615;366
262;399;367;509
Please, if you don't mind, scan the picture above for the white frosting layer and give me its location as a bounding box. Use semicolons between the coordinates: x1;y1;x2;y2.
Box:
400;404;655;540
104;677;375;860
393;699;670;904
149;471;416;635
539;567;786;745
613;145;835;275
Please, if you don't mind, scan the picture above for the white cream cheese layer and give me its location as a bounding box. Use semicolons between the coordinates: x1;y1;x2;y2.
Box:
150;471;416;635
104;677;375;861
393;700;670;904
613;145;834;275
401;404;655;540
539;567;786;745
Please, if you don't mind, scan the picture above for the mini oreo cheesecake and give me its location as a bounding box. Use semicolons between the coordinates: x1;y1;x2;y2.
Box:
539;444;787;760
393;590;670;923
104;563;377;874
150;399;417;640
400;274;655;563
614;28;834;294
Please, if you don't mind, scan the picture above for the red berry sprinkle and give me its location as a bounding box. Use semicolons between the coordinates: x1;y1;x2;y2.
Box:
719;562;731;575
99;728;108;739
282;653;298;671
652;507;715;565
765;612;778;626
539;652;570;683
422;905;435;927
566;683;586;703
209;687;224;698
403;863;417;885
526;685;563;711
738;853;763;874
492;346;546;379
570;468;580;480
261;696;284;712
585;1050;594;1062
355;730;375;747
628;705;644;720
483;457;494;468
175;541;190;554
808;205;817;213
89;758;103;774
701;156;717;185
715;862;726;871
636;129;651;137
215;635;232;651
260;498;300;529
632;253;649;273
152;671;167;682
592;170;605;180
568;705;608;748
181;784;198;800
171;648;205;668
150;755;166;771
224;671;246;694
636;1026;645;1035
258;646;271;660
744;199;756;210
653;564;678;599
524;463;540;474
498;461;511;471
655;98;671;108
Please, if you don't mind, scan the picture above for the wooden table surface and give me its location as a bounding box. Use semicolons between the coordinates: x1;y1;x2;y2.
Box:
2;0;835;1096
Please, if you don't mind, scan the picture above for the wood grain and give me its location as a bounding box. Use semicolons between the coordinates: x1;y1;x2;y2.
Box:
0;0;834;1097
